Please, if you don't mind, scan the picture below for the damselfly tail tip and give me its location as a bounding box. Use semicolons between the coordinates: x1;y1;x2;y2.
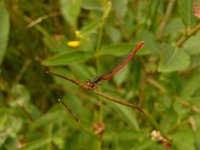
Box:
140;41;144;45
136;41;144;48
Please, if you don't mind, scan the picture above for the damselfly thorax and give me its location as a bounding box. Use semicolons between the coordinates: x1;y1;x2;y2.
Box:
87;75;104;89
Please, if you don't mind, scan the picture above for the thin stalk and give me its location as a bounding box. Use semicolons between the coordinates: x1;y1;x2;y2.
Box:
14;7;51;37
95;21;104;148
14;59;32;84
95;8;109;148
156;0;176;40
46;71;169;140
144;0;153;28
165;119;189;134
58;99;80;124
96;24;104;53
176;23;200;47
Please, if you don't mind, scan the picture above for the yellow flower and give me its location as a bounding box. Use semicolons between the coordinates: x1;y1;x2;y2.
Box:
67;41;80;48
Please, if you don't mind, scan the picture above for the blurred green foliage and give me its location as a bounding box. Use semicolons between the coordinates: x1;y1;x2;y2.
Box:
1;0;200;149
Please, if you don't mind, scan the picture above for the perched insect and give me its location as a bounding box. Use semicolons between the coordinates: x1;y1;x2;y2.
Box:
47;41;144;89
87;41;144;89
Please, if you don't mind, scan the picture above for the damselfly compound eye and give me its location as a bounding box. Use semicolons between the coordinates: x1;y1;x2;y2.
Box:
193;0;200;19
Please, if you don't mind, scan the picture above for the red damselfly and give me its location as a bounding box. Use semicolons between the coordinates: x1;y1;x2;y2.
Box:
87;41;144;89
47;41;144;89
46;41;143;123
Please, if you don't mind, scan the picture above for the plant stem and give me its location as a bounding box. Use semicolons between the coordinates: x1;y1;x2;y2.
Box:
156;0;176;40
57;99;80;124
96;24;104;53
14;59;32;84
46;71;167;138
176;23;200;47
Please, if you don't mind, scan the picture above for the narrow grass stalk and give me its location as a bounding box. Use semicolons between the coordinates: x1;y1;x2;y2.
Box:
46;70;170;141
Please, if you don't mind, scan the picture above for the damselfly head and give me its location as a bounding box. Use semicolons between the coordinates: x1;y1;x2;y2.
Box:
86;79;94;89
193;0;200;19
87;76;104;89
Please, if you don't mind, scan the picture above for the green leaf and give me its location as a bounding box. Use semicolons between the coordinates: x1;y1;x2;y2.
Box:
181;72;200;98
82;0;102;11
104;99;140;131
20;138;52;150
105;26;122;42
112;0;128;20
43;124;53;150
113;64;129;86
179;0;196;26
0;1;10;64
173;100;190;119
100;43;143;56
2;115;23;139
10;84;30;107
79;19;103;37
171;128;195;150
158;44;190;72
104;130;148;142
194;125;200;149
63;93;90;118
189;55;200;69
42;51;93;66
0;114;7;131
117;105;140;131
43;36;72;53
138;30;160;54
69;64;92;80
47;68;78;89
160;109;178;132
183;31;200;55
89;139;101;150
165;18;185;41
190;97;200;107
166;17;185;33
60;0;82;27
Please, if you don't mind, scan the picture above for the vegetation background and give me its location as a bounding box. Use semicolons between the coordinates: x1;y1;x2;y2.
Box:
1;0;200;149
